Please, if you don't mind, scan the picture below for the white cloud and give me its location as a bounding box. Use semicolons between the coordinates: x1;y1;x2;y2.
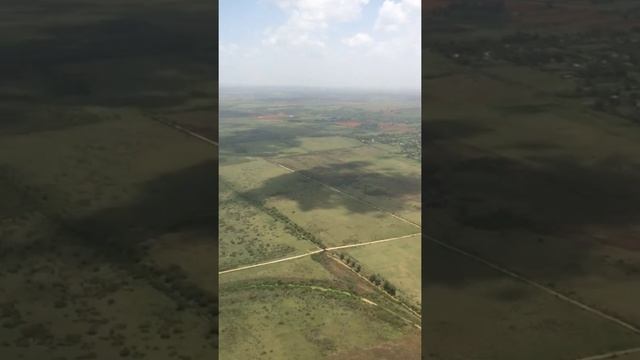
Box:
219;43;239;56
220;42;260;60
342;32;373;47
402;0;421;9
220;0;420;90
264;0;369;48
370;0;420;59
274;0;370;22
374;0;420;32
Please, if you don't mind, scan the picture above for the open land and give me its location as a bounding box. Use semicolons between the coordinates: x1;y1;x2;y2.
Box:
219;87;422;359
425;1;640;359
0;1;217;358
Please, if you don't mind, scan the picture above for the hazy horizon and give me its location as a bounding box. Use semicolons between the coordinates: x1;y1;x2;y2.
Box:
219;83;421;93
220;0;421;90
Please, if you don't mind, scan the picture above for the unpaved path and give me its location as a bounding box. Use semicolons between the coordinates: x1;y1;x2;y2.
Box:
326;233;421;251
150;116;219;146
219;249;324;275
176;126;640;339
219;233;420;275
269;159;640;336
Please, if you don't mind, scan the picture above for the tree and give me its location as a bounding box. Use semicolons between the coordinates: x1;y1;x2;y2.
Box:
368;274;379;285
383;281;396;296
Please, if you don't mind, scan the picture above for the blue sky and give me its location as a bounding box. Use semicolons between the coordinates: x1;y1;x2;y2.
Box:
219;0;421;90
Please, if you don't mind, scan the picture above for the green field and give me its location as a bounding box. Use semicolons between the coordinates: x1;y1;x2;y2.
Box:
277;145;421;225
219;88;422;359
0;0;218;357
0;244;213;360
219;255;334;285
423;241;640;360
220;252;420;360
220;286;409;360
0;114;217;359
344;235;422;308
425;1;640;358
221;157;419;247
219;181;319;270
221;130;365;158
425;55;640;333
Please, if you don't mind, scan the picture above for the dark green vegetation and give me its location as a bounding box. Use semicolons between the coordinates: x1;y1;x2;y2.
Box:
219;88;421;359
425;1;640;359
0;1;217;358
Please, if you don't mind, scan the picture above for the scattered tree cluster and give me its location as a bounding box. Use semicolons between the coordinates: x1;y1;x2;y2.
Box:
338;253;362;273
428;27;640;125
337;253;397;296
234;191;326;248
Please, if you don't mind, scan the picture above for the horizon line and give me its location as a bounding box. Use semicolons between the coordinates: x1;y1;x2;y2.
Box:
219;83;421;93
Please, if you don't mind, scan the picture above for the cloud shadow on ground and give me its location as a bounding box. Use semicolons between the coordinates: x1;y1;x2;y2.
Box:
238;160;419;214
423;133;640;291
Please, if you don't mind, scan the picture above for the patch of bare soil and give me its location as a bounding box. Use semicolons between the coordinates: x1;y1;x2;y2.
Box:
335;120;362;128
379;122;412;133
256;113;286;122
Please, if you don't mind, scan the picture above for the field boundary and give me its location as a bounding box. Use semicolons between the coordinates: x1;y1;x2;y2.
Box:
425;234;640;336
218;233;420;275
270;143;368;159
150;115;219;147
269;160;422;229
327;254;422;321
267;157;640;336
215;125;640;337
327;233;421;251
327;256;422;329
219;249;323;275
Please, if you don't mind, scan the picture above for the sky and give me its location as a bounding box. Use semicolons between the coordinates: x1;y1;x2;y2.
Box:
219;0;421;90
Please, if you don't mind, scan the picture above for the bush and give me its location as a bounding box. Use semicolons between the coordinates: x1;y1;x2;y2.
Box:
383;281;396;296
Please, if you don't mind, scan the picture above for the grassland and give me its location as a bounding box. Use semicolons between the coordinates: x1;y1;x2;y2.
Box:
219;181;318;270
0;114;218;359
219;88;421;359
343;235;421;308
220;252;420;360
219;255;334;285
276;145;421;224
220;157;419;247
220;286;408;360
0;0;217;358
423;241;640;360
425;1;640;358
0;243;214;360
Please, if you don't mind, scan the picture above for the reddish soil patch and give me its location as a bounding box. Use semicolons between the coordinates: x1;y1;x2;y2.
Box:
379;122;412;133
335;120;362;128
328;330;421;360
256;113;286;122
